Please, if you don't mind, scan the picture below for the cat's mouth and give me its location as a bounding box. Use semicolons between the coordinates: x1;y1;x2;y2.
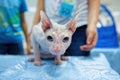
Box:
50;50;64;56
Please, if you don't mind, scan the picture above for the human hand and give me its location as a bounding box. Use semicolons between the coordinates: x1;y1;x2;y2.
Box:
80;27;98;51
26;33;32;55
26;43;32;55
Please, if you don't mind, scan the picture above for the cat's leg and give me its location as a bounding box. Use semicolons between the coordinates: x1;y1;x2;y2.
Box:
30;34;41;66
55;56;62;65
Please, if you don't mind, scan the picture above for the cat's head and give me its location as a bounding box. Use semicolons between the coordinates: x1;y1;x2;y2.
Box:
40;11;79;56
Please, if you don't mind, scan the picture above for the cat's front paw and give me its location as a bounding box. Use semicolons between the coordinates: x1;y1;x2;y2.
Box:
61;56;69;61
28;58;34;62
55;60;62;65
34;60;41;66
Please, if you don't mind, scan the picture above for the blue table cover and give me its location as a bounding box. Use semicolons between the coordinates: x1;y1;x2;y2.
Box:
92;48;120;74
0;53;120;80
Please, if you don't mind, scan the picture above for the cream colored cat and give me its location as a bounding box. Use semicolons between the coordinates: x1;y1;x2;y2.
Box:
29;11;79;66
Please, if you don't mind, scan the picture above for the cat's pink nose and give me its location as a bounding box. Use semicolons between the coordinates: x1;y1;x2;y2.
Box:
54;46;61;54
54;49;60;53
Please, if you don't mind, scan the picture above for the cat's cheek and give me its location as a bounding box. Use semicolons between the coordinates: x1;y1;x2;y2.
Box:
45;39;51;44
64;41;71;47
46;41;53;45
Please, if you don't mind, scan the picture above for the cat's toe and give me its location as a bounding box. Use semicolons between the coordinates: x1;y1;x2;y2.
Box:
34;60;41;66
61;56;69;61
55;60;62;65
28;58;35;62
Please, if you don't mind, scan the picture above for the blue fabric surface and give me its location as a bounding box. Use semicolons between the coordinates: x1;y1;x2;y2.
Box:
0;53;120;80
92;48;120;74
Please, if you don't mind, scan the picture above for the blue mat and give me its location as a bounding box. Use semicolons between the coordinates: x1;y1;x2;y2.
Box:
0;53;120;80
92;48;120;74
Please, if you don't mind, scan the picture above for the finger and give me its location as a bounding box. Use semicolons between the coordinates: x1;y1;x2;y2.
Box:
80;34;97;51
91;33;98;47
80;45;93;51
27;51;32;55
85;33;97;49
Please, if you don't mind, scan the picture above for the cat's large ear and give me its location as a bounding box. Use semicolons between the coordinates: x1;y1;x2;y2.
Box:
66;12;80;32
40;10;51;31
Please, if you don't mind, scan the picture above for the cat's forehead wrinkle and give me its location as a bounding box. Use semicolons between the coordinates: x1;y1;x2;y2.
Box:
45;21;73;38
51;29;72;38
51;21;66;30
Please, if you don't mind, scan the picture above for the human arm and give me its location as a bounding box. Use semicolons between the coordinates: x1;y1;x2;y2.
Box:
80;0;100;51
21;13;31;54
30;0;44;34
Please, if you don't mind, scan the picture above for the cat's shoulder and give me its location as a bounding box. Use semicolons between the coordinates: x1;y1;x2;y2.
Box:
32;22;44;34
32;22;45;41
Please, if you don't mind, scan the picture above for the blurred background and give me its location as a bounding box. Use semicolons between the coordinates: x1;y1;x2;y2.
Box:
25;0;120;41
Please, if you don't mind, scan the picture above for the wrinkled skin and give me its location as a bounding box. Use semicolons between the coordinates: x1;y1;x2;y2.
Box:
28;11;80;66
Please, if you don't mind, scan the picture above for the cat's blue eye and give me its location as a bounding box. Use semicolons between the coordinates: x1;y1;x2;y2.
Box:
63;37;69;43
47;36;53;42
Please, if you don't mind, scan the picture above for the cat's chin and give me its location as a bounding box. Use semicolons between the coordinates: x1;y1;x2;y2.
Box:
50;51;64;56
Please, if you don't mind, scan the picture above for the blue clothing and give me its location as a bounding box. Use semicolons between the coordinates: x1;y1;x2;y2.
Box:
0;43;24;55
0;0;28;43
65;25;90;56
